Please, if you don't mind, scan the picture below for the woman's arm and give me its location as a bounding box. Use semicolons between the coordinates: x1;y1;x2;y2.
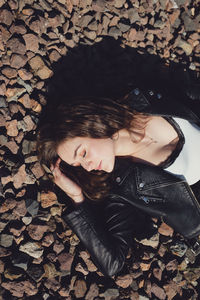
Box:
62;197;151;277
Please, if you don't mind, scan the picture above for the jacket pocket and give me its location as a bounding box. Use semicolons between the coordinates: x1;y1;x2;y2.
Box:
138;194;165;204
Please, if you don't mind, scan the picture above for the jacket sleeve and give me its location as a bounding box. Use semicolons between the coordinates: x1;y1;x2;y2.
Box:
62;197;151;277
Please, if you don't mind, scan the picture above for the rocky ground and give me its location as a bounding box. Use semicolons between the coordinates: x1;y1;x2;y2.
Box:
0;0;200;299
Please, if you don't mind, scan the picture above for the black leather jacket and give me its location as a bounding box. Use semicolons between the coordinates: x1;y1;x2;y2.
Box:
63;88;200;277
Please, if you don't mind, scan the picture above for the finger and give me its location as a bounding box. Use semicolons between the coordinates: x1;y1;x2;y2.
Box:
55;158;61;168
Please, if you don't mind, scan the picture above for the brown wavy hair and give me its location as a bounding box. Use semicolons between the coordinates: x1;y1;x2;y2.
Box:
37;96;149;200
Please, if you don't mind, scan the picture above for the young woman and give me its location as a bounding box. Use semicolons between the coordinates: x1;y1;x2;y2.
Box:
37;87;200;276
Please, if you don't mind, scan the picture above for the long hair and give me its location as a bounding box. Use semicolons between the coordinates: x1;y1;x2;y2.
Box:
37;96;149;200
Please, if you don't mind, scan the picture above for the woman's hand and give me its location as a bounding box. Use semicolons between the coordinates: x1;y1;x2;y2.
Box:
51;158;84;203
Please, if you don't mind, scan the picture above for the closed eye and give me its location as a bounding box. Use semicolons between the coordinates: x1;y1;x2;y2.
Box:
82;150;86;158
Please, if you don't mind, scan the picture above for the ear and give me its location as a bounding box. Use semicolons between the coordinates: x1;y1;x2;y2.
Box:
112;132;119;140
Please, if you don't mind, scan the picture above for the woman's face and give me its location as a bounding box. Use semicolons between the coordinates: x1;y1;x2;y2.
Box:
57;136;116;173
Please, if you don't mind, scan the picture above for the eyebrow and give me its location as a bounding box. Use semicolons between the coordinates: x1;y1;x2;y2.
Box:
73;144;81;159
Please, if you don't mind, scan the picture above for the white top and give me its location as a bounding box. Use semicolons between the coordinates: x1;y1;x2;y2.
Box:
165;117;200;185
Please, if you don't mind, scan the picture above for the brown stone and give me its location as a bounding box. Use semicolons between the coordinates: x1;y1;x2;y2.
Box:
1;280;38;297
2;67;17;79
151;283;166;300
6;140;19;154
18;68;33;81
24;33;39;52
29;55;53;79
53;240;65;254
0;9;14;26
22;8;34;15
58;252;74;272
44;263;60;278
13;200;27;217
153;268;162;281
40;191;57;208
85;283;99;300
49;49;62;63
74;280;87;298
140;262;151;271
0;246;11;257
6;119;18;137
7;37;26;55
116;274;133;288
22;115;36;131
28;224;48;241
0;198;16;213
13;165;27;189
10;54;28;68
0;81;6;95
10;225;26;237
44;278;61;291
10;24;27;35
30;161;45;179
158;222;174;236
18;94;32;108
128;28;137;41
166;259;178;272
29;17;46;35
0;260;4;273
42;233;54;247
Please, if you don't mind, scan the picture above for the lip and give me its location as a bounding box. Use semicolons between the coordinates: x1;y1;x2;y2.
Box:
96;160;102;170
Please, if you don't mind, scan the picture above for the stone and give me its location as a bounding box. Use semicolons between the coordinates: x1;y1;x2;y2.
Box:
13;200;27;217
158;222;174;236
43;263;60;278
140;262;151;271
0;234;13;247
166;259;178;272
151;284;166;300
27;224;48;241
4;268;22;280
0;260;4;273
10;225;26;236
0;198;16;213
178;39;193;55
20;242;44;258
1;280;38;297
2;67;17;79
29;55;53;79
139;233;159;248
114;0;126;8
103;289;119;299
10;54;28;68
83;30;96;40
10;24;27;35
42;233;54;247
108;26;121;39
40;191;58;208
27;265;44;282
7;37;26;55
6;119;18;137
0;9;14;26
153;268;162;281
23;33;39;52
85;283;99;300
18;68;33;81
116;274;133;288
30;162;45;179
74;279;87;298
6;140;20;154
0;246;11;257
118;22;130;32
49;49;61;63
22;216;32;225
44;278;61;291
13;165;27;189
26;198;39;217
22;139;36;155
18;115;36;132
53;240;65;254
58;252;74;272
128;8;140;23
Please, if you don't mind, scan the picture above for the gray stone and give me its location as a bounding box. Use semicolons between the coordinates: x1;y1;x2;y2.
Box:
0;97;7;108
0;234;13;247
118;22;130;32
127;8;140;24
182;12;198;32
13;253;30;271
26;199;39;217
78;15;94;28
103;288;120;299
108;26;121;39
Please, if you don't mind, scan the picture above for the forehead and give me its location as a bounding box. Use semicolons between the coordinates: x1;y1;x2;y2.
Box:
57;137;87;164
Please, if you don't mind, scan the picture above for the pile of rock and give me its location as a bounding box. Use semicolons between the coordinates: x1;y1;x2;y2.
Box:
0;0;199;299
